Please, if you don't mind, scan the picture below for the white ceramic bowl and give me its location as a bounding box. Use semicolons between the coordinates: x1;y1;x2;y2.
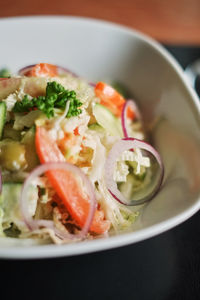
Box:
0;16;200;259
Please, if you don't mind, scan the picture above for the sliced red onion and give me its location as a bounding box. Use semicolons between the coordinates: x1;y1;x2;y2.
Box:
57;67;96;87
20;162;97;240
58;68;96;87
105;138;164;206
121;99;142;138
18;65;36;76
89;82;96;87
57;66;78;78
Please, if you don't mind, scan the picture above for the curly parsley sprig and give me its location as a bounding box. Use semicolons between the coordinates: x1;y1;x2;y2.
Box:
13;81;83;118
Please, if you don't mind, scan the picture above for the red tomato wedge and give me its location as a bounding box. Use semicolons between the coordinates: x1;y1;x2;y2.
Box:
24;63;58;77
35;126;110;234
95;82;135;119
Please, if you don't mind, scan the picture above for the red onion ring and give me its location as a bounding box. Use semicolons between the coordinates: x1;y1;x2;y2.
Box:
55;66;96;87
105;138;164;206
58;67;96;86
18;64;78;78
89;82;96;87
121;99;142;138
18;65;35;76
57;66;78;78
20;162;97;240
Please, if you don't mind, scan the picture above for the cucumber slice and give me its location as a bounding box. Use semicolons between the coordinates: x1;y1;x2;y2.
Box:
93;104;122;137
88;123;105;133
0;102;6;140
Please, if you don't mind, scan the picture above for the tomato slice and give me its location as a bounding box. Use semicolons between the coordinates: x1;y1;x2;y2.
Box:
95;82;135;119
24;63;58;77
35;126;110;234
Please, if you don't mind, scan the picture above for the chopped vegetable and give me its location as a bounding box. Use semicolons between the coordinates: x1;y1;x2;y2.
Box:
95;82;134;119
0;139;27;171
3;123;21;141
0;68;11;78
0;182;38;236
22;63;58;77
121;100;142;138
21;127;39;171
35;126;110;234
0;63;164;245
93;103;122;137
105;138;164;206
12;81;82;118
95;82;124;117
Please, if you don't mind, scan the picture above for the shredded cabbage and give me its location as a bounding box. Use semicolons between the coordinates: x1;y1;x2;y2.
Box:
97;180;139;231
0;69;154;243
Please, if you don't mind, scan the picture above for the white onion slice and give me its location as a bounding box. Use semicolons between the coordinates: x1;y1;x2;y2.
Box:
121;99;142;138
105;138;164;206
20;162;97;240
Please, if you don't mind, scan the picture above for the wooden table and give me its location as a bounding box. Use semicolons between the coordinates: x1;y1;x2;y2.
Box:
1;0;200;45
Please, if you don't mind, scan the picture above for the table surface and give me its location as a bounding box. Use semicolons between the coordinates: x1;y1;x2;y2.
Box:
1;0;200;45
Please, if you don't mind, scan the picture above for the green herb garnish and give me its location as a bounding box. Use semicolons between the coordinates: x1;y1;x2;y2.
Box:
13;81;83;118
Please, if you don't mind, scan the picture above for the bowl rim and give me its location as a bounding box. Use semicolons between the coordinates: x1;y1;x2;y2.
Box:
0;15;200;259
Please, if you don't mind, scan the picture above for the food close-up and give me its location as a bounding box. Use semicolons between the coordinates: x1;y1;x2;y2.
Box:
0;63;164;245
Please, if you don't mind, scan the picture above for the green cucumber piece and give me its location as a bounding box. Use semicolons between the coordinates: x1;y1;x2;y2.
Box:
0;102;6;139
93;103;122;137
88;123;105;132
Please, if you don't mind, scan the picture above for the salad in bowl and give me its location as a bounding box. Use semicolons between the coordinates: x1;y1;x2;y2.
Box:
0;63;163;245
